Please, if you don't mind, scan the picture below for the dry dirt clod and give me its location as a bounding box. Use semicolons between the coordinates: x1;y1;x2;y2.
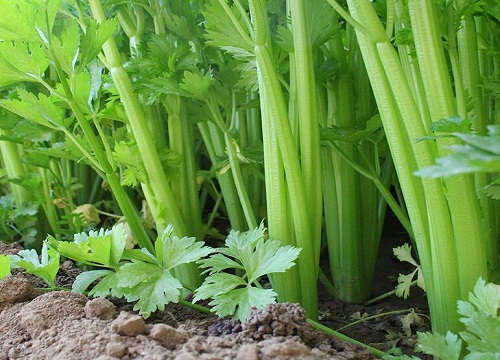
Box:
149;323;188;349
0;276;35;308
85;297;117;320
260;338;314;359
236;343;259;360
17;291;87;338
111;311;147;336
105;341;127;358
242;302;311;340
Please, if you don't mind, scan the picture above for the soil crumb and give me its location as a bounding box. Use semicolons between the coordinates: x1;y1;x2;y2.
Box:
0;275;375;359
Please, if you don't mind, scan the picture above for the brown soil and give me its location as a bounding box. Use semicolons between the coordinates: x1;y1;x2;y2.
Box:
0;216;429;359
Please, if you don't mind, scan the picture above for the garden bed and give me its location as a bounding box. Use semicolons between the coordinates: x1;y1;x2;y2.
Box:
0;217;430;359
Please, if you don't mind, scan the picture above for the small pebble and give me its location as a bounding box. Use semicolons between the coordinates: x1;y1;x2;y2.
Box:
84;298;117;320
111;312;147;336
106;341;127;358
150;323;188;349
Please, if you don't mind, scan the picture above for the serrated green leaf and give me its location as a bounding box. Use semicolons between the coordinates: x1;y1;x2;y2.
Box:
417;331;462;360
79;18;118;69
466;277;500;317
395;269;418;299
0;54;39;86
10;242;59;287
154;225;213;270
0;41;49;82
416;145;500;178
116;262;183;318
121;248;159;264
393;244;419;266
209;286;277;322
0;254;11;279
460;313;500;355
224;222;266;258
0;0;46;44
0;89;67;130
320;115;382;143
61;224;127;268
113;140;147;184
193;224;299;322
193;272;246;302
58;234;112;268
430;116;472;133
50;21;80;75
197;253;244;275
72;269;112;294
180;70;213;100
204;0;254;53
71;71;92;113
247;239;301;282
88;271;120;298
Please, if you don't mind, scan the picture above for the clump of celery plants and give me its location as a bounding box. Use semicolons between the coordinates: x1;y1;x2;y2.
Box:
326;0;496;335
194;223;301;322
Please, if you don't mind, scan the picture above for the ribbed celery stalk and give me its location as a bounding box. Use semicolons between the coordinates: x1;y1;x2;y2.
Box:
320;12;387;302
249;0;319;318
454;0;498;277
88;0;203;288
88;0;187;234
0;129;31;207
164;95;203;240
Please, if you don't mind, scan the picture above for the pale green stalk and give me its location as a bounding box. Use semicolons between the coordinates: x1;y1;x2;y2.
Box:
88;0;187;235
0;130;31;207
454;0;498;277
409;0;488;304
249;0;318;318
164;95;203;240
287;0;323;269
321;13;386;302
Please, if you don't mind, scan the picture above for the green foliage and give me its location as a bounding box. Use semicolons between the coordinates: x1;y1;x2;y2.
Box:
0;254;10;279
416;117;500;180
0;194;39;247
393;244;425;299
10;242;60;288
70;224;213;318
55;223;128;268
385;278;500;360
194;223;301;322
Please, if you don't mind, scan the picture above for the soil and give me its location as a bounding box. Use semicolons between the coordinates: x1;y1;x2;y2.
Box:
0;215;430;359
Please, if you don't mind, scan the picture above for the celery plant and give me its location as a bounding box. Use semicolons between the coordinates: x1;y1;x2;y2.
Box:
0;0;153;253
203;0;333;318
327;0;492;334
319;9;393;303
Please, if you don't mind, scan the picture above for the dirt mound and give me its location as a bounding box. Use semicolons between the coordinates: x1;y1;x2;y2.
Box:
0;275;375;359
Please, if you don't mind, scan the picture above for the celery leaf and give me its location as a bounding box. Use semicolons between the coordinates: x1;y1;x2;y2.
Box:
417;331;462;360
194;223;301;322
0;88;68;130
203;0;254;53
116;262;182;317
10;242;60;288
57;223;127;268
0;0;46;44
72;269;113;294
79;18;118;70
